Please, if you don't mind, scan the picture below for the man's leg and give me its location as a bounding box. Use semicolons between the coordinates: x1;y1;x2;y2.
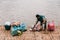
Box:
39;22;43;31
44;21;47;30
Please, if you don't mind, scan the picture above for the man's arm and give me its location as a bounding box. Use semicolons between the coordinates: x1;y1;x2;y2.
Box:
34;20;38;27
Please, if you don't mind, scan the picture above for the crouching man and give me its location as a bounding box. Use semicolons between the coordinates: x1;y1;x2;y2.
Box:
33;14;47;31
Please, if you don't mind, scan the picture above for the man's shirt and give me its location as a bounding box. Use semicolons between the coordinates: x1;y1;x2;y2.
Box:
37;15;45;23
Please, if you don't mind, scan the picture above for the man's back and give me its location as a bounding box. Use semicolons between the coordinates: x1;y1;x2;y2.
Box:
37;15;45;22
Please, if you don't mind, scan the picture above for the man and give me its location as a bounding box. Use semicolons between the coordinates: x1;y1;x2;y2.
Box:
34;14;47;31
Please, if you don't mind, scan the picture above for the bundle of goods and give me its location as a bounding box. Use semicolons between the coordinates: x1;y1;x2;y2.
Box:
19;23;27;32
11;22;27;36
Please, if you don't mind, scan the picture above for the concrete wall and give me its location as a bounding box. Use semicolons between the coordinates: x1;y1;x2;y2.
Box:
0;0;60;26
